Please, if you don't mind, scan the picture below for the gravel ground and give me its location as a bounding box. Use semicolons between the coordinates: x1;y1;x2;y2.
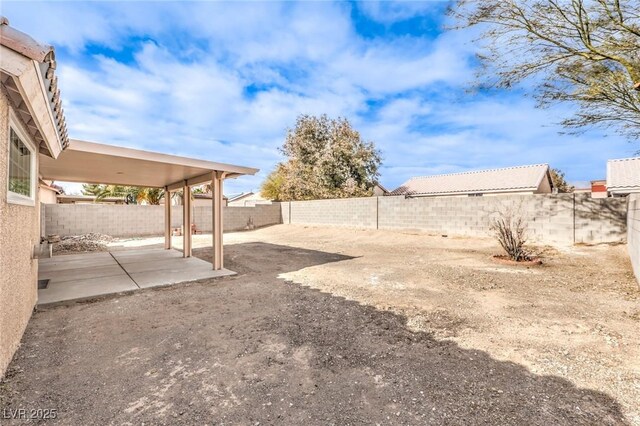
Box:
51;233;113;254
0;224;638;425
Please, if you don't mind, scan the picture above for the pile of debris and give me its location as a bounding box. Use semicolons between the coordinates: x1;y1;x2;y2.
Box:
50;233;114;254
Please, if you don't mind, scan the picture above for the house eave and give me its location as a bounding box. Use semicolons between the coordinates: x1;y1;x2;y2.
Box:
403;187;540;198
0;45;64;158
608;187;640;194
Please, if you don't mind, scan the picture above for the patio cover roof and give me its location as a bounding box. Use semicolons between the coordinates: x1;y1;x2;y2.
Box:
39;139;259;188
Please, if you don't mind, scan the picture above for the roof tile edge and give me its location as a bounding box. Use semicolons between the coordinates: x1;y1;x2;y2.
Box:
405;163;549;182
0;16;69;150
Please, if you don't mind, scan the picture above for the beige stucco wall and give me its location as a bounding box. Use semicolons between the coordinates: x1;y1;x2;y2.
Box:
535;174;553;194
0;91;39;377
38;185;58;204
228;193;270;207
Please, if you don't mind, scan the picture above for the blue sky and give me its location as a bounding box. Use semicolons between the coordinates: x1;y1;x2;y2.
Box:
3;1;637;194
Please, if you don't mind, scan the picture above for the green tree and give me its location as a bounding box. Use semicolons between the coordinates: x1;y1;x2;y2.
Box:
260;165;286;201
263;114;382;201
138;188;164;205
81;183;106;197
81;184;164;205
452;0;640;141
550;168;574;193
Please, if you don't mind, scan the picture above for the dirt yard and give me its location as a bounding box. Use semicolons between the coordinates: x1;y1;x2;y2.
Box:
1;224;638;425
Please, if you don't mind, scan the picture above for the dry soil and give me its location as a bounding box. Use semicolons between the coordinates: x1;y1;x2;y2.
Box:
1;224;638;425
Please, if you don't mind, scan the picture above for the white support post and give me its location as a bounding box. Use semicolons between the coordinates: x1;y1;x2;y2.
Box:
183;182;192;258
212;171;224;270
164;186;171;250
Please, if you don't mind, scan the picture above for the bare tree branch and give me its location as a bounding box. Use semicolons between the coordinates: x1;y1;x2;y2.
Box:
451;0;640;142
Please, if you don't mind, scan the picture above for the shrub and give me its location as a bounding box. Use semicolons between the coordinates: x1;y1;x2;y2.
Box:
490;205;531;261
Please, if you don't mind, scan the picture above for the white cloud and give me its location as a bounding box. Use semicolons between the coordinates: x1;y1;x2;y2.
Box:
2;1;634;195
357;1;448;24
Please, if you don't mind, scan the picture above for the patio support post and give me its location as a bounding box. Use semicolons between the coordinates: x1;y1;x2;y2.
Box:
183;182;192;258
212;171;224;270
164;186;171;250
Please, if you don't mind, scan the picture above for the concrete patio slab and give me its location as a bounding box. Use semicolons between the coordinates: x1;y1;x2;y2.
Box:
39;252;114;262
39;252;117;273
39;264;125;284
37;248;234;305
38;274;137;305
110;249;184;265
119;257;214;274
131;267;235;289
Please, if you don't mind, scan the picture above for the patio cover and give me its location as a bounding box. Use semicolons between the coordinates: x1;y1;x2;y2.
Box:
39;139;258;188
40;139;259;271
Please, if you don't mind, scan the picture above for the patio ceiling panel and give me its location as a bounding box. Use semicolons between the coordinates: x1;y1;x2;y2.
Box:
39;139;258;188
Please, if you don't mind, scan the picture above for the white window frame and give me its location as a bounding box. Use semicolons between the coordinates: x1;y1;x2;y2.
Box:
7;111;36;206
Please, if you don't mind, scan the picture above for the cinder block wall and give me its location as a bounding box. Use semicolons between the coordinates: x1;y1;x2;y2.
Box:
225;204;282;231
280;193;628;245
193;204;282;232
281;201;291;224
575;195;628;244
44;195;629;247
628;194;640;286
289;197;378;228
43;203;282;237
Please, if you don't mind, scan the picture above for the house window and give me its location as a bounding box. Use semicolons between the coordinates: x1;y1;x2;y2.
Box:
7;123;35;205
468;193;483;197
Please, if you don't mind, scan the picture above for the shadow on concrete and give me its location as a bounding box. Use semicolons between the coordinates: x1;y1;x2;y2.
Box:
0;242;627;424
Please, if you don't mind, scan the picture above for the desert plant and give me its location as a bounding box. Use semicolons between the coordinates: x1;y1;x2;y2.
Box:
490;206;531;261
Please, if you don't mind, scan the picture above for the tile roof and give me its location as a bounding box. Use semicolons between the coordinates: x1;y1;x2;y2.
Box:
392;164;551;196
373;181;390;194
227;192;254;202
607;157;640;192
0;16;69;149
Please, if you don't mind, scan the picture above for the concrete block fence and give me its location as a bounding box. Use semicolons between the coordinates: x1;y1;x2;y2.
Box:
41;193;636;284
42;194;630;248
42;203;282;237
628;194;640;286
280;193;628;246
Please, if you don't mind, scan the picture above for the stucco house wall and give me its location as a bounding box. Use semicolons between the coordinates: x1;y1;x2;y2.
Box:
535;173;553;193
228;192;271;207
0;90;39;375
38;184;58;204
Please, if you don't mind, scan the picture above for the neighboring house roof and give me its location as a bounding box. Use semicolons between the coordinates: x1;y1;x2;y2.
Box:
193;193;228;201
607;157;640;193
38;178;61;194
0;16;68;154
57;195;124;203
373;182;390;194
227;192;254;203
392;164;552;197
